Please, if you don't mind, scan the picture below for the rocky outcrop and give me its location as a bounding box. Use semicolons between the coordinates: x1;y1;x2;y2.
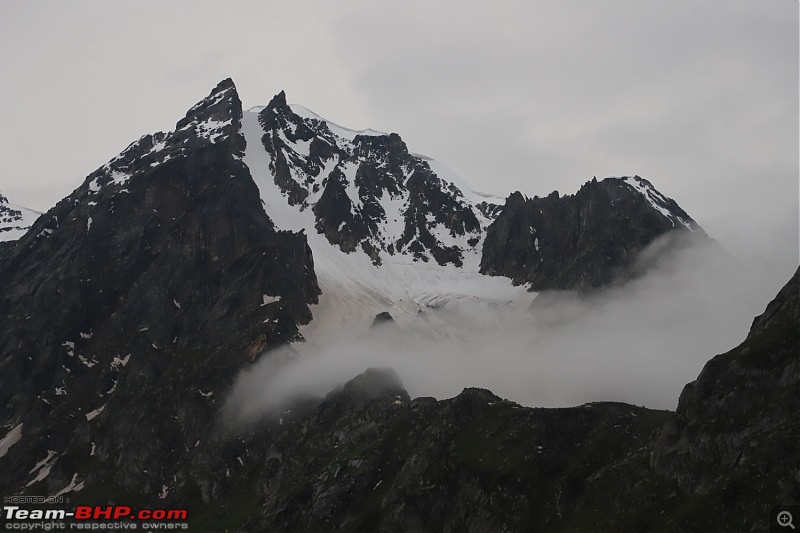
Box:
480;176;704;291
371;311;396;327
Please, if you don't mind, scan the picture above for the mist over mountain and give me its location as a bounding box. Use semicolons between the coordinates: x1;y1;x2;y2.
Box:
0;79;796;531
227;231;779;421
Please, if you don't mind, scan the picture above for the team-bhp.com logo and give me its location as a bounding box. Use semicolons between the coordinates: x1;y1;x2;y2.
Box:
73;507;187;521
3;505;189;530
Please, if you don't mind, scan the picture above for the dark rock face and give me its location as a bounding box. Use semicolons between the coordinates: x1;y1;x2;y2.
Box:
480;176;705;290
0;80;320;506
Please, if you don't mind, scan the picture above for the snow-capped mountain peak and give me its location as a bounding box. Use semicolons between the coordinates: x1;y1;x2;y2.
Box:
80;79;244;204
247;93;500;270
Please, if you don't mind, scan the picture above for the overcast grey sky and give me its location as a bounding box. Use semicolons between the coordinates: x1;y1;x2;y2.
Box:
0;0;797;277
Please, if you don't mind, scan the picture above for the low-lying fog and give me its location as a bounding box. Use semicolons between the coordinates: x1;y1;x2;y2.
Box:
225;234;792;423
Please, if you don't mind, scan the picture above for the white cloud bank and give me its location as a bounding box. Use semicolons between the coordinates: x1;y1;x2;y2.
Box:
224;234;789;423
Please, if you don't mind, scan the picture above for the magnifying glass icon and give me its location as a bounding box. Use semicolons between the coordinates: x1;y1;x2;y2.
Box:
778;511;795;529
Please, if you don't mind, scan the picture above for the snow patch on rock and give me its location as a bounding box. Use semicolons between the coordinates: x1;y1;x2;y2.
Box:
0;423;23;459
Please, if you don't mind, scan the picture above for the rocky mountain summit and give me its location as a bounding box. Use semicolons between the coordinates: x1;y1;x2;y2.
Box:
0;78;791;531
481;176;702;290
